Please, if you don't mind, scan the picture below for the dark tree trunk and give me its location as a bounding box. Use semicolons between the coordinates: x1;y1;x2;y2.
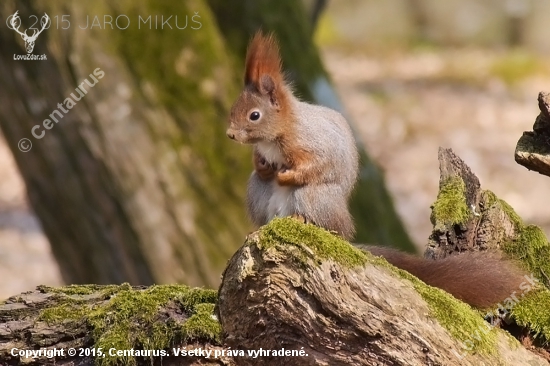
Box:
0;0;250;287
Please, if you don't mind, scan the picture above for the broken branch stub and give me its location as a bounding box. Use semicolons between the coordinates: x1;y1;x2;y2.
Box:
515;92;550;177
427;148;521;259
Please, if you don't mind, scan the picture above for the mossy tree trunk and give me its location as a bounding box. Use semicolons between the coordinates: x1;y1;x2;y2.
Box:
426;148;521;259
217;219;547;366
0;284;228;366
426;148;550;290
0;0;250;287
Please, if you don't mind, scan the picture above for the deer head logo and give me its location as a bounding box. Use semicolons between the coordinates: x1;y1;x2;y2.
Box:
9;11;50;54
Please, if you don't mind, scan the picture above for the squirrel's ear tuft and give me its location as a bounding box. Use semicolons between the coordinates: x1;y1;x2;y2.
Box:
245;31;283;89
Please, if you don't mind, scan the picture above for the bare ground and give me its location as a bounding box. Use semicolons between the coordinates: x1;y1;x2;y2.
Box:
1;48;549;298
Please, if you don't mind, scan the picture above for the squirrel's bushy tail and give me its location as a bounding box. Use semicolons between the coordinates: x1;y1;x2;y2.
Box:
365;247;529;308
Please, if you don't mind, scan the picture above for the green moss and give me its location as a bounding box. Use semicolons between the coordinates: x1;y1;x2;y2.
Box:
430;177;470;226
38;284;219;366
512;289;550;342
181;303;222;342
38;284;124;296
504;225;550;289
487;190;550;288
483;189;524;233
259;217;368;268
40;302;89;323
371;257;499;354
515;225;549;252
483;190;550;344
499;199;524;231
258;218;497;354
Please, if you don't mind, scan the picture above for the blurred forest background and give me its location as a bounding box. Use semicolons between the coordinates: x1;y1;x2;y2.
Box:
1;0;550;299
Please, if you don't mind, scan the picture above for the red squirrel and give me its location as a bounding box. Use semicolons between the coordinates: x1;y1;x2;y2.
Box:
227;32;358;239
226;31;528;308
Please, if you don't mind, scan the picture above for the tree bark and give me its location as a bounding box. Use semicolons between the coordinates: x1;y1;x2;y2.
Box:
1;225;547;366
0;0;250;287
216;223;546;366
0;284;232;366
426;148;520;259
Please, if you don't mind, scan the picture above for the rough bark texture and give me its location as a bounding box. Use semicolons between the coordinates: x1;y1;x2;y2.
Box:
0;284;231;366
1;225;547;366
217;225;547;366
0;0;249;287
515;92;550;177
426;148;519;259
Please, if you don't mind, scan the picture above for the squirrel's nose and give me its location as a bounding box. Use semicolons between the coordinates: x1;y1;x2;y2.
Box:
227;132;235;140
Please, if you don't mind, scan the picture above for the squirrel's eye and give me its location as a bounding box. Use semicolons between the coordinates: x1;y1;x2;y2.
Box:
249;111;261;121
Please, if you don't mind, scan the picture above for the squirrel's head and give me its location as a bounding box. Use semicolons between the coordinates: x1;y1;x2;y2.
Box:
227;31;291;144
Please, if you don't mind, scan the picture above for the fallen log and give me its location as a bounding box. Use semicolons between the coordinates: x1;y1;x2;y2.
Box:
0;284;231;366
217;217;549;365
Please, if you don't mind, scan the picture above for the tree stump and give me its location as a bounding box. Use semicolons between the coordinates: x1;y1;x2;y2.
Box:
427;148;522;260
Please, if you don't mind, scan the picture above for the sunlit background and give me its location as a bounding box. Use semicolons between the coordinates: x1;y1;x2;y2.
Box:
2;0;550;298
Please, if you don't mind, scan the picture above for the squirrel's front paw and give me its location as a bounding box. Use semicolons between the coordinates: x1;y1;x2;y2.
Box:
276;169;296;186
254;155;277;181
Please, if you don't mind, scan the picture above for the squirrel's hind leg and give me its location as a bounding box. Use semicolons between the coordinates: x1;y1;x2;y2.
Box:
246;171;273;226
293;184;355;240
